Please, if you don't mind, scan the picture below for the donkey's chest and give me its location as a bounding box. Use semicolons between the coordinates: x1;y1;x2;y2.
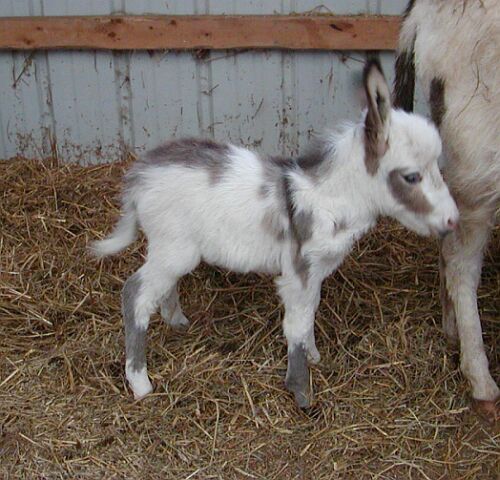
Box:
305;216;374;274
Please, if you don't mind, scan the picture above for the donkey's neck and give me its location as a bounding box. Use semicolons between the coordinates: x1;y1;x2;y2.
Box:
296;124;381;224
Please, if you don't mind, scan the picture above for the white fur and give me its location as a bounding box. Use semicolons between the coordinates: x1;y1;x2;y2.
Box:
399;0;499;403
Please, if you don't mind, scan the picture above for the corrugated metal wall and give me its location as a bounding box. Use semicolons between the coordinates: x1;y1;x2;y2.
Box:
0;1;422;164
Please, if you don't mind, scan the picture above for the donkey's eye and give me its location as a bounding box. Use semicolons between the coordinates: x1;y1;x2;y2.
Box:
402;172;422;184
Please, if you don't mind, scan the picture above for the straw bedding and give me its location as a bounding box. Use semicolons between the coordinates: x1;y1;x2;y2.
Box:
0;157;498;479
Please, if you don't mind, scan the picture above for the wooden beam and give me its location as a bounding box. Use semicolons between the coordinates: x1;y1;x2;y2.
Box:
0;15;400;51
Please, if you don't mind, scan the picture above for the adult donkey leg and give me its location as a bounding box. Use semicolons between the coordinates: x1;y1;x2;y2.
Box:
441;208;499;421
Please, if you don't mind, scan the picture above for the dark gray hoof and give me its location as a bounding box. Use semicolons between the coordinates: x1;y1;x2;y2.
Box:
286;380;311;408
285;345;311;409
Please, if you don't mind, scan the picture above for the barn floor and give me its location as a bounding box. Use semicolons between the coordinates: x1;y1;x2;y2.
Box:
0;158;498;479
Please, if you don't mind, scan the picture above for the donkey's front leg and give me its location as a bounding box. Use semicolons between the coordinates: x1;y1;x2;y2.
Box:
277;274;322;408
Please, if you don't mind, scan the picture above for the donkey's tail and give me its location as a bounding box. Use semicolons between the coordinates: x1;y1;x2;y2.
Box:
89;199;138;258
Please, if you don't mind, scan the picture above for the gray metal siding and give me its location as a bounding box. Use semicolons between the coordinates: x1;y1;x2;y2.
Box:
0;0;416;164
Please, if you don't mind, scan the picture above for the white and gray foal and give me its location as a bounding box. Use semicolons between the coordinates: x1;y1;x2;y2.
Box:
92;61;458;407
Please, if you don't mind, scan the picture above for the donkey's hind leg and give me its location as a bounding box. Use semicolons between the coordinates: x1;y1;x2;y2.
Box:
123;263;177;399
123;242;200;399
160;286;190;329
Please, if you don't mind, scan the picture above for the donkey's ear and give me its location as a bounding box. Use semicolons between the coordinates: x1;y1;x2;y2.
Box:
363;59;391;175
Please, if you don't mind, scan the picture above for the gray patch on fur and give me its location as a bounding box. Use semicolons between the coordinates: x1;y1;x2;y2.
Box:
297;137;333;179
122;273;146;372
128;138;231;186
284;175;314;285
285;345;310;408
388;169;433;214
258;155;296;241
259;154;314;283
259;155;295;202
283;176;295;227
429;77;445;129
261;210;287;242
293;210;314;245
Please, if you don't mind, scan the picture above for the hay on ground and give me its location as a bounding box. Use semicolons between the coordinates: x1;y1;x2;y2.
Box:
0;158;498;479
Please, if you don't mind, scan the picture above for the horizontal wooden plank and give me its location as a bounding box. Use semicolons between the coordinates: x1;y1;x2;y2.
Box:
0;15;400;51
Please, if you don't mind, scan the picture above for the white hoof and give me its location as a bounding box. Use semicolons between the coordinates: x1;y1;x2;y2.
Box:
132;381;153;400
126;365;153;399
169;310;190;329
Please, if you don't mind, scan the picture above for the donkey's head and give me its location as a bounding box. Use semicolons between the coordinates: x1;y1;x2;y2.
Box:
362;59;458;236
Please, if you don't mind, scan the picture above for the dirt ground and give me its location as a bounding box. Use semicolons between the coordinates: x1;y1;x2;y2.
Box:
1;158;498;479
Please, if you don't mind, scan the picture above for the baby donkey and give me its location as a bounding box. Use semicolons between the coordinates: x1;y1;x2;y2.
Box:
92;60;458;407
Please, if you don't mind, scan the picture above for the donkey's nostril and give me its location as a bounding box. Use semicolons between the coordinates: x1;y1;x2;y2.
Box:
438;217;458;238
446;218;458;230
